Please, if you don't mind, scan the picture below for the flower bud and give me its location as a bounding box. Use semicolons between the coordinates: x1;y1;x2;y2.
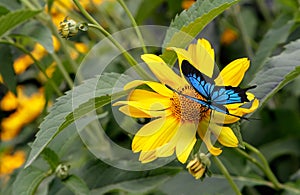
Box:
186;153;211;180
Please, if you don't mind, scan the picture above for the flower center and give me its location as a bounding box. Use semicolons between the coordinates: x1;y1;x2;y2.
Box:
170;86;210;122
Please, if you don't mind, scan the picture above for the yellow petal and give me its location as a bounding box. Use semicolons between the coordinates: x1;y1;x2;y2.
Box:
128;89;171;109
141;54;184;89
191;39;214;77
175;122;197;163
210;93;259;124
119;105;151;118
167;47;193;66
132;116;179;152
197;120;222;156
169;38;215;78
177;137;196;163
115;101;172;118
124;80;173;97
215;126;238;147
214;58;250;86
139;150;157;163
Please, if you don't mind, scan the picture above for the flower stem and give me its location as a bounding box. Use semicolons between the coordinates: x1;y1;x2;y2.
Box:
22;0;81;83
212;156;242;195
72;0;153;81
243;142;281;190
0;40;62;96
255;0;272;24
50;53;74;88
116;0;148;54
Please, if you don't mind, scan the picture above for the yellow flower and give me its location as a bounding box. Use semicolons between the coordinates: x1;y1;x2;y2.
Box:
221;28;238;46
0;91;18;111
182;0;196;10
0;87;45;141
114;39;259;163
13;36;59;75
0;151;25;176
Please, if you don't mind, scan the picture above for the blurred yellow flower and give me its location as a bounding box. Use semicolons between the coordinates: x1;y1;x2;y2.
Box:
0;87;45;141
0;75;2;83
182;0;196;9
0;91;18;111
221;28;238;46
13;55;34;75
75;42;89;53
48;0;106;26
0;151;25;176
13;36;60;75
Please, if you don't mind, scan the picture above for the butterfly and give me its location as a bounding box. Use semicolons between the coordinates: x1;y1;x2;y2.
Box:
167;60;256;119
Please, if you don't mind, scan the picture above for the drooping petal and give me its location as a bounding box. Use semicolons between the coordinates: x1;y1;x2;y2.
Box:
197;119;222;156
215;126;238;147
177;137;196;163
132;116;179;152
124;80;174;97
175;122;198;163
141;54;185;89
214;58;250;86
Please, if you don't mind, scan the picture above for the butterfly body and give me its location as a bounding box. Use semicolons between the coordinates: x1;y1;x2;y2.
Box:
173;60;256;119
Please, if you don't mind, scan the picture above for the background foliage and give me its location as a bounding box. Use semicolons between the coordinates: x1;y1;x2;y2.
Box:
0;0;300;194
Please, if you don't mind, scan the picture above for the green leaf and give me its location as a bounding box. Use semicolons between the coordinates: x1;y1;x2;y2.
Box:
60;90;127;131
135;0;164;25
230;122;244;149
82;160;181;194
41;148;60;171
243;14;295;84
259;138;300;162
0;9;41;38
159;172;273;194
12;166;49;195
25;73;132;168
0;44;16;94
62;175;90;195
0;5;9;16
16;20;54;53
249;39;300;106
0;0;21;11
160;0;239;66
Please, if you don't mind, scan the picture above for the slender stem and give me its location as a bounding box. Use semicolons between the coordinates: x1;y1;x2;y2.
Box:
212;156;242;195
231;5;254;59
116;0;148;54
22;0;81;84
72;0;153;81
50;53;74;88
0;40;62;96
234;148;265;172
243;142;281;190
255;0;272;24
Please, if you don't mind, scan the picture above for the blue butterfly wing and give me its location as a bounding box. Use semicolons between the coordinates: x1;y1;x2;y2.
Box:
181;60;215;100
181;60;256;105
